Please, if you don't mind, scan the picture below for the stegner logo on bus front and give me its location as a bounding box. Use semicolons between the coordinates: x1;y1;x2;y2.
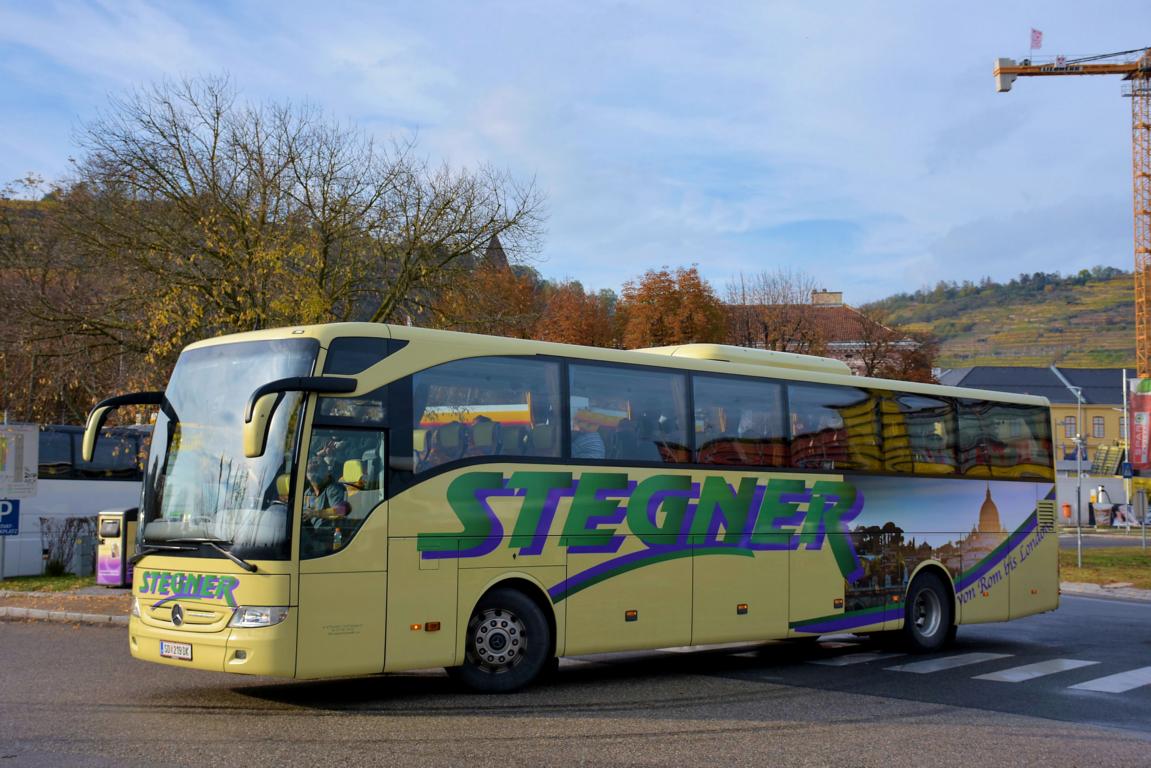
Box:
417;471;864;603
138;570;241;608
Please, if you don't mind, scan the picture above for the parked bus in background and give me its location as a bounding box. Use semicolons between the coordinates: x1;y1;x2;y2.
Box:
0;425;147;578
84;324;1058;692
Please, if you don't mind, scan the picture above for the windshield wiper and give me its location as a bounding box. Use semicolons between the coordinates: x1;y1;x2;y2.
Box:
168;537;259;573
129;543;196;565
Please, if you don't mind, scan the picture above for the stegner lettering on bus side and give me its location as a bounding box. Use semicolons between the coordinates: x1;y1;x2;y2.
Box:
417;471;865;582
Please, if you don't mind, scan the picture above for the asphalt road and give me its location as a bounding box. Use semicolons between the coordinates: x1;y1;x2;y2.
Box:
1;595;1149;768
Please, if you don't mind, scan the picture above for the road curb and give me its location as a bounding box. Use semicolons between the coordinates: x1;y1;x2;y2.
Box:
0;606;129;626
1060;581;1151;601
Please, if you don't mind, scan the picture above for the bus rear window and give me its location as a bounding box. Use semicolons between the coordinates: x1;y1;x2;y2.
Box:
959;400;1053;480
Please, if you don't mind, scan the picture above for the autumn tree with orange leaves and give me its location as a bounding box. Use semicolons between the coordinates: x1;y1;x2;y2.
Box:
430;261;545;339
534;281;617;347
616;266;726;349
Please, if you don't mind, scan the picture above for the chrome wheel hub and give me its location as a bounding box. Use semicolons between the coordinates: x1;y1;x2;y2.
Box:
471;608;526;672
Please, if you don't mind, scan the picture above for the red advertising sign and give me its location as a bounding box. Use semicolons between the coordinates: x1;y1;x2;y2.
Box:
1128;378;1151;470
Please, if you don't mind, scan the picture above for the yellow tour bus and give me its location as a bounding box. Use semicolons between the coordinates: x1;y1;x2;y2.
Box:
83;323;1058;692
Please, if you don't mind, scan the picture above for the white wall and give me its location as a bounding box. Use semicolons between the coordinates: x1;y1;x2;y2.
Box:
1;479;141;578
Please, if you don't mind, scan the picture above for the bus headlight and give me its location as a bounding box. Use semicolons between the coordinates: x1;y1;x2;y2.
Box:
131;597;140;617
229;606;289;628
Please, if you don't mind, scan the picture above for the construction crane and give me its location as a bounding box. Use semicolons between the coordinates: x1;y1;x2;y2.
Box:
994;47;1151;376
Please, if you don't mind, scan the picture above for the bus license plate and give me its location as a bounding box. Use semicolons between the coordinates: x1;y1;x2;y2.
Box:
160;641;193;661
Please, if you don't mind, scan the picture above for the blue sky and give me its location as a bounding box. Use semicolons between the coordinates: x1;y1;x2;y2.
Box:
1;1;1148;302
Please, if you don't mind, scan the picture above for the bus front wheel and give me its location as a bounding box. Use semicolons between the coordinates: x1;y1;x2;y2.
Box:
449;587;552;693
902;572;954;653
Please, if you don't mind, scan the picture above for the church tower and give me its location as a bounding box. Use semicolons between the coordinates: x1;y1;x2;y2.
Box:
978;485;1003;533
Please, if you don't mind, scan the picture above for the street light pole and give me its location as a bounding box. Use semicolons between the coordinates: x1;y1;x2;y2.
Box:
1072;385;1084;569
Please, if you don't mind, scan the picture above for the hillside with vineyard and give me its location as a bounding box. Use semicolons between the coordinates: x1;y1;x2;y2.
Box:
865;267;1136;368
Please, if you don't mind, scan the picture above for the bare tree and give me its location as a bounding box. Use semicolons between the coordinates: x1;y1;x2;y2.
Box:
0;177;144;422
724;268;828;354
59;75;545;360
0;76;545;420
852;306;903;377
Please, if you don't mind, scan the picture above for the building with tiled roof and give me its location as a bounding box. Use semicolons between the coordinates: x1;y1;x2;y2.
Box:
727;290;919;376
808;291;919;375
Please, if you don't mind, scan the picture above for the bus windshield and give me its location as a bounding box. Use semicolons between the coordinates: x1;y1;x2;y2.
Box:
140;338;319;561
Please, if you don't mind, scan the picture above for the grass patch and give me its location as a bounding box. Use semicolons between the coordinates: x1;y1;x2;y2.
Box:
0;574;97;592
1059;547;1151;590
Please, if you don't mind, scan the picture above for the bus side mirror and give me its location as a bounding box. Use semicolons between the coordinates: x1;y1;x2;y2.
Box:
242;376;359;459
82;391;164;462
243;393;281;459
82;405;115;463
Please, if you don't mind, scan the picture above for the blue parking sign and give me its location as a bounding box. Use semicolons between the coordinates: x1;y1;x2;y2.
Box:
0;499;18;536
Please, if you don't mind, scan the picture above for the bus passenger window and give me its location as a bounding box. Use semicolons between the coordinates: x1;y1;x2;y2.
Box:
789;384;879;471
39;427;75;478
412;357;561;472
693;375;786;467
890;394;957;476
959;399;1053;480
568;364;689;464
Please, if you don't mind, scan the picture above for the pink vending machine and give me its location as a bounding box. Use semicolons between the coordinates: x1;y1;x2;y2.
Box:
96;508;138;587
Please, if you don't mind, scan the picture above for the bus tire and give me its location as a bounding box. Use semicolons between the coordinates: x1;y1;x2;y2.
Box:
451;587;552;693
902;572;954;653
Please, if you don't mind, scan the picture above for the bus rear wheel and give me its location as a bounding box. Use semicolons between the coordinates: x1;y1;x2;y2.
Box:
449;587;551;693
902;572;954;653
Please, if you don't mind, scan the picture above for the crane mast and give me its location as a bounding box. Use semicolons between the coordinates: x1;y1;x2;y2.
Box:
994;49;1151;375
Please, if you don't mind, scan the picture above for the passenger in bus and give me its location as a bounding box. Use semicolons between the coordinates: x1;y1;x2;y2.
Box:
571;412;606;460
738;409;768;437
314;434;349;471
612;418;639;459
634;414;664;461
303;456;350;520
733;408;783;465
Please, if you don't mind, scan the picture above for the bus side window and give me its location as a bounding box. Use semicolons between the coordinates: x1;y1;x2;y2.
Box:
412;357;562;472
788;384;877;471
568;363;689;464
964;401;1053;480
39;427;76;479
892;394;958;476
306;382;393;560
693;375;786;467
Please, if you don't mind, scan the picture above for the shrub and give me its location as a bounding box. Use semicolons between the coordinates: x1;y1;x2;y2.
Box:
38;516;96;576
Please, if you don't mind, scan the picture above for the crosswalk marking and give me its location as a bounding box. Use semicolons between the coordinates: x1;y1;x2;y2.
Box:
973;658;1099;683
810;652;906;667
1068;666;1151;693
885;652;1012;674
